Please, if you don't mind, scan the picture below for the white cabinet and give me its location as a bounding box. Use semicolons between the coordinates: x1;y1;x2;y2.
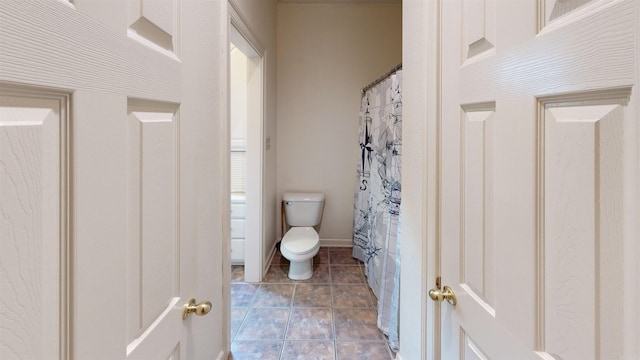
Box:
230;194;246;264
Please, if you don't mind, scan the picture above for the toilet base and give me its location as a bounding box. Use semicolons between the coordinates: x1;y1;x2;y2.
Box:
288;258;313;280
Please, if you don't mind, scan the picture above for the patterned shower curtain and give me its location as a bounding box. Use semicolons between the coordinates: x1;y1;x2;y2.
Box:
353;70;402;351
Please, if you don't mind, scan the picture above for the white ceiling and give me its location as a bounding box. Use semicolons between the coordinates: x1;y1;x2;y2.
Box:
279;0;401;3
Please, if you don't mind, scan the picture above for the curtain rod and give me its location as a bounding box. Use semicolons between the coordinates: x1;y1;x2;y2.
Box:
361;63;402;94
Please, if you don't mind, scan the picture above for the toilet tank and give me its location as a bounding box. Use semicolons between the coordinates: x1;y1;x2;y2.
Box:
283;192;325;226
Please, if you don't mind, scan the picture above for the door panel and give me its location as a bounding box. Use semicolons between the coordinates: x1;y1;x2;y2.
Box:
128;0;179;56
461;105;496;310
463;331;490;360
463;0;495;60
439;0;638;359
541;96;627;360
0;88;68;359
126;101;180;357
542;0;596;26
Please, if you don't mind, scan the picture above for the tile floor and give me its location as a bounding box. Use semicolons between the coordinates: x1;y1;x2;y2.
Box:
229;247;395;360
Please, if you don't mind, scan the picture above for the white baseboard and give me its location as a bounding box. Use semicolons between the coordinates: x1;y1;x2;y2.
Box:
264;242;277;274
274;237;353;248
319;238;352;247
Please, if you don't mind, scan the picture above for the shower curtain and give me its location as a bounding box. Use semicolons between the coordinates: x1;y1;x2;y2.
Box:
353;69;402;351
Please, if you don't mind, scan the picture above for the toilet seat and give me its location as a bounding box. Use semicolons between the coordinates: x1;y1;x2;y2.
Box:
281;227;319;258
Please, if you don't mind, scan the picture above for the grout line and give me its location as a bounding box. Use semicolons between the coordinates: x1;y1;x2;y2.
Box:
230;307;246;343
278;283;295;360
231;248;392;359
330;279;338;360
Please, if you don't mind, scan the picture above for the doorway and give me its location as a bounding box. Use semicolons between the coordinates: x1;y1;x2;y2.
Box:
229;22;264;283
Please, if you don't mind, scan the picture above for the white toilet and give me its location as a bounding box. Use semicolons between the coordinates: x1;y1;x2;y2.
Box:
280;192;325;280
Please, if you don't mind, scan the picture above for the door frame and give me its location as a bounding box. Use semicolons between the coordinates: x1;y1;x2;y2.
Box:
424;0;442;358
227;0;265;284
399;1;440;359
426;1;441;358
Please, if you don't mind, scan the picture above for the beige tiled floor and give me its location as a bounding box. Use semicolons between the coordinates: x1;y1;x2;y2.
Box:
229;247;394;360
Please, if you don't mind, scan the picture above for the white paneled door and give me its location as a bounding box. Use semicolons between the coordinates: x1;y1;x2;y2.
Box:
0;1;225;359
436;0;639;359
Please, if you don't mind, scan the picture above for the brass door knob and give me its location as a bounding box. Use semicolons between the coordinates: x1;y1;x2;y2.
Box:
182;298;212;320
428;285;457;305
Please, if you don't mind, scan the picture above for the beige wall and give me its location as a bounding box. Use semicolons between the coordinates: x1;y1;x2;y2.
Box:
230;0;278;263
230;47;247;143
276;3;402;241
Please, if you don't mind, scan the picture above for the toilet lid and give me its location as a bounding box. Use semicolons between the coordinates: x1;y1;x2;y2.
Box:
282;227;319;255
